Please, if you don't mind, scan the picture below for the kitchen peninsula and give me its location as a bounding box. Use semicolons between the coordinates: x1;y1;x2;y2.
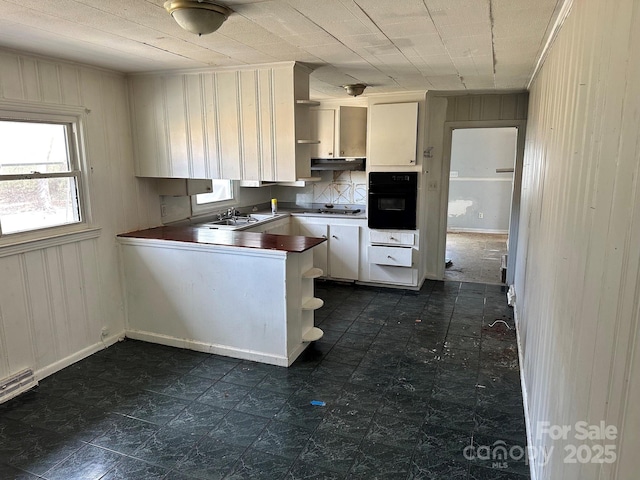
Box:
118;226;326;366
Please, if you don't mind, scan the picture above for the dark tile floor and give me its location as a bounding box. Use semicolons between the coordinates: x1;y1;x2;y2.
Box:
0;280;529;480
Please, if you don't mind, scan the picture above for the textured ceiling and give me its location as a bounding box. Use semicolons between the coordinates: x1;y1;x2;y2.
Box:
0;0;564;98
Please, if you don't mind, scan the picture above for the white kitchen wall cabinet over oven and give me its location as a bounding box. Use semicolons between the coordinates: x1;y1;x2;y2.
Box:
128;62;314;182
369;102;418;166
309;106;367;158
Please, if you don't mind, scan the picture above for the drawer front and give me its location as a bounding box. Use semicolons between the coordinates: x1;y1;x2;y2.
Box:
369;263;415;285
369;230;415;246
368;245;412;267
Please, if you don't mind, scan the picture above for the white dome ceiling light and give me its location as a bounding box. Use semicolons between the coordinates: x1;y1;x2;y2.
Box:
342;83;367;97
164;0;231;36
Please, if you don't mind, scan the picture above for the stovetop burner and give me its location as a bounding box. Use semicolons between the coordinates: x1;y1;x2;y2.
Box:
319;208;362;215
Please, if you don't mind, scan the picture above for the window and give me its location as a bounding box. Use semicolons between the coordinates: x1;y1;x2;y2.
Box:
191;179;236;214
0;112;85;237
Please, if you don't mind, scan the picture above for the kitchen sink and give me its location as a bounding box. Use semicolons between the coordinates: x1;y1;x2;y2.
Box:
201;213;279;230
248;213;274;221
209;218;253;226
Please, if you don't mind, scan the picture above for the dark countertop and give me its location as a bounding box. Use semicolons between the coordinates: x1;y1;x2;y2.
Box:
118;226;326;253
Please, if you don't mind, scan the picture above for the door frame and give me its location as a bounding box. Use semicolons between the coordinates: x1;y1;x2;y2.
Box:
437;120;526;285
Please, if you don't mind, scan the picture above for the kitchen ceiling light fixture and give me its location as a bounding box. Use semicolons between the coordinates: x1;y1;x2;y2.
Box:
164;0;231;36
342;83;367;97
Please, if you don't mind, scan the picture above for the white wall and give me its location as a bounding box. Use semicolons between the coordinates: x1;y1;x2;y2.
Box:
515;1;640;478
448;127;516;232
0;49;161;382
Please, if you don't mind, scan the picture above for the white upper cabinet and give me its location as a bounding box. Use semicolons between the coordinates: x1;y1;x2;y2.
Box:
369;102;418;166
310;106;367;158
310;109;335;158
338;106;367;157
128;62;313;182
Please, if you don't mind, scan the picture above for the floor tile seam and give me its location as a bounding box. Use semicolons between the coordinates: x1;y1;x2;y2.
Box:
1;461;47;480
370;323;413;356
38;442;125;480
131;423;225;474
331;411;380;479
95;442;198;480
13;395;94;426
208;417;275;479
398;420;436;480
276;390;353;480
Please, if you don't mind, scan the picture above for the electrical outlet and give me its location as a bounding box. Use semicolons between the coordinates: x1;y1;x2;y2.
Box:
101;327;109;338
161;204;168;217
478;212;484;219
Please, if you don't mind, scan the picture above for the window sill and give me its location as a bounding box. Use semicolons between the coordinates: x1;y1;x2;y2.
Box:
0;226;102;258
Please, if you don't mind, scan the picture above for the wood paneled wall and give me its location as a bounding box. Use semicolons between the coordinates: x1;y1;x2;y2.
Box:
445;93;528;122
422;92;527;280
0;50;161;382
516;1;640;478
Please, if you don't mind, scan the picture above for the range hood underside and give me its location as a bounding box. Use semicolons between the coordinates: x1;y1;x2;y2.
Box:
310;158;365;171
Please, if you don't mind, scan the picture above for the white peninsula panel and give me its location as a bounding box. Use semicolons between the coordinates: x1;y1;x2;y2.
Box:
120;237;321;366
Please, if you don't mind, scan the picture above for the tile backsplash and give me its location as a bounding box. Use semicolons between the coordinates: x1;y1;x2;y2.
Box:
273;171;367;205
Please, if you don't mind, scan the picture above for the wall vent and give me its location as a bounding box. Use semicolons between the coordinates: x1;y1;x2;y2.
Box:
0;368;37;404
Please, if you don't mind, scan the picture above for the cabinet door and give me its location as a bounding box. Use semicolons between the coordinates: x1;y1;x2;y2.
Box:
310;109;335;158
239;70;260;181
328;224;359;280
130;74;212;179
338;106;367;157
216;71;242;179
298;222;328;274
129;75;170;177
369;102;418;166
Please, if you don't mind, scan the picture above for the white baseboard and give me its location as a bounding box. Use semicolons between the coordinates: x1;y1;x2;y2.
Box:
447;228;509;234
513;295;537;480
125;329;294;367
35;331;124;381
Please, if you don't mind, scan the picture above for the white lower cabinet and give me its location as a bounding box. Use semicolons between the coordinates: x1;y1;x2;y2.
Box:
369;263;415;285
295;218;360;281
327;224;359;280
293;219;420;286
367;229;418;287
368;245;412;267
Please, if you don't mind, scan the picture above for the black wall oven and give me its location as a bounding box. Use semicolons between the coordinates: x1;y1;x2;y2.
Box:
368;172;418;230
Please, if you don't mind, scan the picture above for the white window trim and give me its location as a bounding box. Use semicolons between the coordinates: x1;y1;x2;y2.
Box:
190;180;238;216
0;100;94;251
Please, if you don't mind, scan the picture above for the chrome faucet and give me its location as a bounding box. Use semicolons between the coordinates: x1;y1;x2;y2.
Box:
217;208;237;220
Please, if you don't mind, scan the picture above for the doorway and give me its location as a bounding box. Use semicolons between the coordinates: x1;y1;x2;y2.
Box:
444;127;518;284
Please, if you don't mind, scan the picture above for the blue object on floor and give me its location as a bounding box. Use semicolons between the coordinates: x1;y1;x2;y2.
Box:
310;400;326;406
